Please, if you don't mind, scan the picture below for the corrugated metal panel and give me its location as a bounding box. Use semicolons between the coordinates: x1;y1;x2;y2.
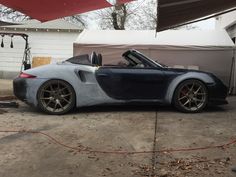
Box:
157;0;236;31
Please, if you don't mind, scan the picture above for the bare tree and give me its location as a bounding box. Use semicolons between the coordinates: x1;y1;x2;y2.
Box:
0;5;29;21
94;4;129;30
111;5;127;30
93;0;157;30
127;0;157;30
64;15;88;28
90;0;200;30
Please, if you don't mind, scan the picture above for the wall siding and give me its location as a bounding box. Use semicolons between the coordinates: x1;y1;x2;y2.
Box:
0;30;80;71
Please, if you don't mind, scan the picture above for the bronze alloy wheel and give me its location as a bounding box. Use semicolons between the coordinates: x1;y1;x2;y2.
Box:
174;80;208;113
38;80;75;115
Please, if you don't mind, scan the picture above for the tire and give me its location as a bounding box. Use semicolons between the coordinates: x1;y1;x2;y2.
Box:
173;79;208;113
37;79;76;115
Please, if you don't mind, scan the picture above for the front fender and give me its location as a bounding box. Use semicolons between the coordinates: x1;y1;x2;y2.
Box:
165;72;215;104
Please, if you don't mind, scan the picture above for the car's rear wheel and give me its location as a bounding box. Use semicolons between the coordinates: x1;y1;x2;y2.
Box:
173;79;208;113
37;80;75;115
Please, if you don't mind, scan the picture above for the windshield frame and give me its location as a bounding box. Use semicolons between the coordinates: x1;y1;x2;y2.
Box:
122;50;164;68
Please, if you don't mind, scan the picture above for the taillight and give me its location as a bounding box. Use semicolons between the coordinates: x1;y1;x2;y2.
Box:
19;72;36;78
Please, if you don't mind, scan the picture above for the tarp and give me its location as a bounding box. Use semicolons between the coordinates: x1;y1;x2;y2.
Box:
75;29;235;48
157;0;236;31
0;0;134;22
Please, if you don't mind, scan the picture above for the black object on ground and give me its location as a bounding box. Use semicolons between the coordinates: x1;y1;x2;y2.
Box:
0;101;19;108
232;167;236;172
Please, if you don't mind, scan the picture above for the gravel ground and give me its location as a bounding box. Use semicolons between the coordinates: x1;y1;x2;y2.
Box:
0;97;235;177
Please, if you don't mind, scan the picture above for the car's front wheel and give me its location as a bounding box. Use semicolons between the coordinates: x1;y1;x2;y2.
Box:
37;80;75;115
173;79;208;113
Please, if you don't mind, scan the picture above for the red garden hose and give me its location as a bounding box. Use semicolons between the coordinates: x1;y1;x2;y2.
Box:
0;129;235;155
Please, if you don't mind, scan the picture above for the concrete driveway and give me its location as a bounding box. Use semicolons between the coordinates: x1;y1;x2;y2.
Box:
0;79;13;96
0;97;235;177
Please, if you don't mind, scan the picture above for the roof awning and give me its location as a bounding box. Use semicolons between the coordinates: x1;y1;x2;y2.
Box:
157;0;236;31
0;0;133;22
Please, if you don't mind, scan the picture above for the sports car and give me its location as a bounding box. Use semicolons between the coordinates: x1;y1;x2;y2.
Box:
13;49;228;115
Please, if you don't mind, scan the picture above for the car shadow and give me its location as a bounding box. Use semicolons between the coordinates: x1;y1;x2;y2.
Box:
72;105;229;114
74;105;161;113
16;101;231;115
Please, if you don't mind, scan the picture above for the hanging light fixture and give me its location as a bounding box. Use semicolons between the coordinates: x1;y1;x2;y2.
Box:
1;35;4;48
10;35;14;48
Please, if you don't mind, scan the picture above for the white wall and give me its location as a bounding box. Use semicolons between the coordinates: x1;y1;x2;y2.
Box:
0;30;80;72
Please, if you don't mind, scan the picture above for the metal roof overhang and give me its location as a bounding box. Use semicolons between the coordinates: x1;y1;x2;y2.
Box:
0;0;134;22
157;0;236;31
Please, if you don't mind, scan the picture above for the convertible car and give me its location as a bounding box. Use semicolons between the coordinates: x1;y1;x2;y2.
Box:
13;50;228;115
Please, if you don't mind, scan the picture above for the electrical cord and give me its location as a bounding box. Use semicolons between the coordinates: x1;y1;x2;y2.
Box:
0;130;236;155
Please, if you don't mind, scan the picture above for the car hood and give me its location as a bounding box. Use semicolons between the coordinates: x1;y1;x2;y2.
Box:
165;67;209;75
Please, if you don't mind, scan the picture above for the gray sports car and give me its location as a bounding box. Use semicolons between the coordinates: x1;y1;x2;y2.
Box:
13;50;228;115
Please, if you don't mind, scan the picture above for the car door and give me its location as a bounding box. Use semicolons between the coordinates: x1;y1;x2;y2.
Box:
96;66;165;100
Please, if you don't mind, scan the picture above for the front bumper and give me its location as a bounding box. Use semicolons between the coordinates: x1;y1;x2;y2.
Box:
208;98;228;105
207;82;228;105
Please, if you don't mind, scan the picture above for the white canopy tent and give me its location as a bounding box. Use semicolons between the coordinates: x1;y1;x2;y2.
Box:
74;30;236;93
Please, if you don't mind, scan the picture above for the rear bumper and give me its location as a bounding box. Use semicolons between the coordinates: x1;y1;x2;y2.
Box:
13;77;48;106
13;78;27;102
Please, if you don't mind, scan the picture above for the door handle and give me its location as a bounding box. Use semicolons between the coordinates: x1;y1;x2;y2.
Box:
97;73;109;77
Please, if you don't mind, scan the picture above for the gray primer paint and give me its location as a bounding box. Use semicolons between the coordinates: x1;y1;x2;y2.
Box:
24;62;121;107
